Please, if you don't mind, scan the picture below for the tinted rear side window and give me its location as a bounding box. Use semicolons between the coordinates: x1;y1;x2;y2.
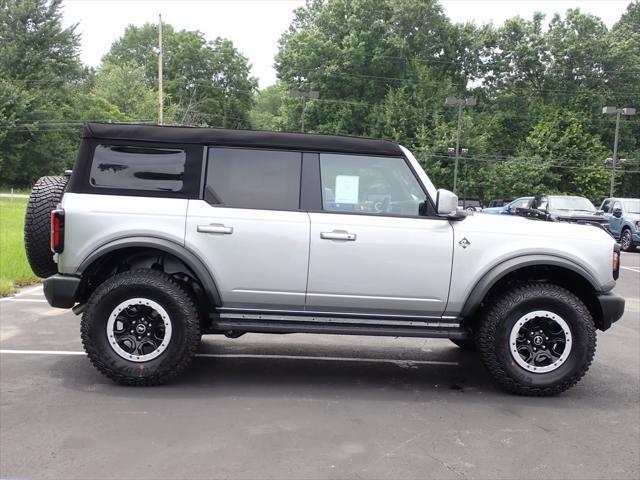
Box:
90;145;186;192
206;148;301;210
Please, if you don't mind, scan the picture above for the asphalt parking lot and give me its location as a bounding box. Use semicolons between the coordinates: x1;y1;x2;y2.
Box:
1;253;638;480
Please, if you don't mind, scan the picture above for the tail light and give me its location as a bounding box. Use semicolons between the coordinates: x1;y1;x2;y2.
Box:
613;244;620;280
50;209;65;253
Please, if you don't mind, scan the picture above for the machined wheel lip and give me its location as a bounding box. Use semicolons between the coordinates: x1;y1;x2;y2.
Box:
106;298;172;363
621;230;632;249
509;310;572;374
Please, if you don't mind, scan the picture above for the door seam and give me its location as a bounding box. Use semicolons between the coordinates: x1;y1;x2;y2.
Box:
304;211;312;308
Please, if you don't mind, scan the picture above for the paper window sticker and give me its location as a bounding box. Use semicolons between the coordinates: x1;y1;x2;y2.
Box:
334;175;359;204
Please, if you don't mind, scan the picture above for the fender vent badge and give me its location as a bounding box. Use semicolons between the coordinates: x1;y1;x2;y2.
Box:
458;238;471;249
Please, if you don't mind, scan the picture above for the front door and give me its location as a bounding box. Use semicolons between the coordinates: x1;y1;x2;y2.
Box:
306;153;454;317
185;147;310;309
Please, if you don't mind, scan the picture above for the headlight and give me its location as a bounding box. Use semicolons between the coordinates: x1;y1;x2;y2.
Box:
635;221;640;231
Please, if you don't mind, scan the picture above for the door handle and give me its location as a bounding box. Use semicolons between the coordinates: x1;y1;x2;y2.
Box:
197;224;233;234
320;231;356;241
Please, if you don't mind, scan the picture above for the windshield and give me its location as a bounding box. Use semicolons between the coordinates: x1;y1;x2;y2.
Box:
548;197;595;212
623;200;640;214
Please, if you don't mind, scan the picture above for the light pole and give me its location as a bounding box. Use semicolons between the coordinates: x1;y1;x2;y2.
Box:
445;96;476;193
603;106;636;197
289;90;319;132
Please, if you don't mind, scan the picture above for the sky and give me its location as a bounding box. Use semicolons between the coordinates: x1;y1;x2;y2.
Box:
61;0;633;88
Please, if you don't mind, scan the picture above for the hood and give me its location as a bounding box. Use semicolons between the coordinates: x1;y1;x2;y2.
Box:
549;210;609;224
456;212;612;242
623;212;640;222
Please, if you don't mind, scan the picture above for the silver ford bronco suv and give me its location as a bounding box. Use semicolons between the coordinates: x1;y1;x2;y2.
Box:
25;123;625;395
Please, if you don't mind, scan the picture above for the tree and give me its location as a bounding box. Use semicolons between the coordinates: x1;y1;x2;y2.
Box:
102;24;257;128
275;0;466;137
0;0;85;186
250;83;288;130
93;61;157;122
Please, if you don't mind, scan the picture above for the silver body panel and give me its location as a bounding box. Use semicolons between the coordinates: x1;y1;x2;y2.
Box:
57;193;188;274
306;212;453;315
185;200;310;307
58;146;617;321
445;213;617;315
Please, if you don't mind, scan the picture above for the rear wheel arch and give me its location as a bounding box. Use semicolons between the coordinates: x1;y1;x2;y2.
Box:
77;237;222;310
461;256;606;330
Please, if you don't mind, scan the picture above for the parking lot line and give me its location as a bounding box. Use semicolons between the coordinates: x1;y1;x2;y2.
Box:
621;266;640;273
0;349;459;366
14;285;43;296
0;298;49;303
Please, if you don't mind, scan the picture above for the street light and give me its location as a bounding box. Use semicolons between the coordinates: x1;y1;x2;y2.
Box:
289;90;319;133
445;96;476;193
603;106;636;197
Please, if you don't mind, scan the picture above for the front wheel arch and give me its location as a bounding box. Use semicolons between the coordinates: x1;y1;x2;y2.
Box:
460;259;605;331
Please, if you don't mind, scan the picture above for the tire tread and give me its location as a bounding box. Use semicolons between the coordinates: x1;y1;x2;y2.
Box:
80;269;201;386
24;176;68;278
477;282;596;396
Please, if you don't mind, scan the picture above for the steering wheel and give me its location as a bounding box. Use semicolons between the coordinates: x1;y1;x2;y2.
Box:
373;196;391;213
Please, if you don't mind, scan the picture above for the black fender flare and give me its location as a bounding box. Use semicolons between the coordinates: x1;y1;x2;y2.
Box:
77;236;222;306
460;254;604;318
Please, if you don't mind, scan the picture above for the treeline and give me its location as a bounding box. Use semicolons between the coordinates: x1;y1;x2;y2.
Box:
1;0;639;201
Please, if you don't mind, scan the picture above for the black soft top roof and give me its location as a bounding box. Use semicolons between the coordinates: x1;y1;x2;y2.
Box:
84;122;404;157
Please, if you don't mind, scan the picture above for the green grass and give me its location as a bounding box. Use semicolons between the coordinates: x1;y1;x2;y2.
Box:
1;187;31;195
0;198;39;296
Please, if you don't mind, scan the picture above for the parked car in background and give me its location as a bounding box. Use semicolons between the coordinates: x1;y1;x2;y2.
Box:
600;198;640;251
482;196;533;215
486;198;512;208
457;197;483;212
516;195;610;232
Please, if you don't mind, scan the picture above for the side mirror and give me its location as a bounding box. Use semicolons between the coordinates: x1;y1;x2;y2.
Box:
613;207;622;218
436;189;458;216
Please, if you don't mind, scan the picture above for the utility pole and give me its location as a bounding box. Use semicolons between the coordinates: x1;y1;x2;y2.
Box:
445;96;476;194
158;14;164;125
289;90;319;132
602;106;636;197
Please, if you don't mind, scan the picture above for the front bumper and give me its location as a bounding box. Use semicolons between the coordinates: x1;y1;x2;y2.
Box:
43;274;81;308
632;232;640;246
596;292;625;331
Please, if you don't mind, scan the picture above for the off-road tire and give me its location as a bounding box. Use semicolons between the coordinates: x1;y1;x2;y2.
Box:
24;175;68;278
450;338;477;351
477;283;596;396
620;228;635;252
81;269;202;386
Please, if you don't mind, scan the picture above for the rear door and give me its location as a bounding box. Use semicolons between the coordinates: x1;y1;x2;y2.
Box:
185;148;310;309
305;153;454;317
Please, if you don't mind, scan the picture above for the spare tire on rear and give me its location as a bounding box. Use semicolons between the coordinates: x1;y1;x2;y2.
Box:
24;175;68;278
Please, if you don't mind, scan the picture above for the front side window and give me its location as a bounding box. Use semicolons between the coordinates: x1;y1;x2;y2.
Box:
601;199;611;213
90;145;186;192
319;154;425;216
206;148;301;211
